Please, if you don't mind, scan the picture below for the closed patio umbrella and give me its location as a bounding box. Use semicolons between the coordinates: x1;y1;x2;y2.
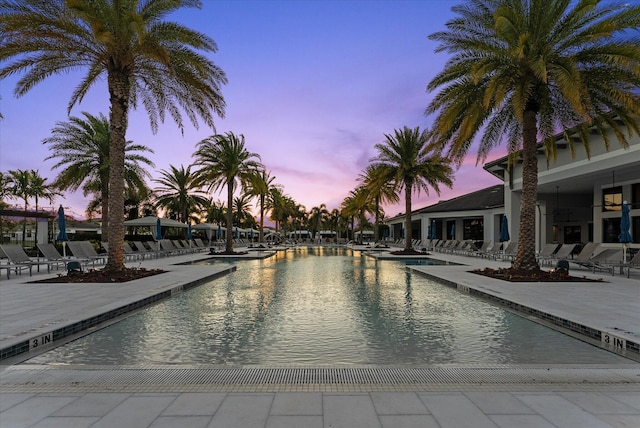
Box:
431;220;437;239
56;205;69;257
618;201;632;262
499;216;510;242
155;217;162;251
450;223;455;240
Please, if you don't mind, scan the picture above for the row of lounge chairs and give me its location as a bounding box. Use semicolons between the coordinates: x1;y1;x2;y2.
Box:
526;241;639;277
0;239;210;279
387;239;639;277
426;239;519;261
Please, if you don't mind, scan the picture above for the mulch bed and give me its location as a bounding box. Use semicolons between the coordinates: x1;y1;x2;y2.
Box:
31;267;167;284
473;267;604;282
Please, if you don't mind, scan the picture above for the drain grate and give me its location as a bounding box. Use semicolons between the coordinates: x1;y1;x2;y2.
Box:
3;365;638;390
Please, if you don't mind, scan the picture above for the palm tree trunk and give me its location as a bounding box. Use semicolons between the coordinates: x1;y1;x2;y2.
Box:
101;179;109;246
226;178;234;253
259;194;265;243
34;196;38;245
513;109;540;271
105;70;129;272
404;184;412;251
22;199;27;245
374;196;380;242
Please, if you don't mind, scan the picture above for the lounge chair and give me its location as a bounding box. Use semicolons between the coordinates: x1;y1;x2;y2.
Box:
0;244;60;276
501;241;518;261
535;243;559;266
37;242;92;269
101;242;140;262
0;249;31;279
66;241;106;266
543;243;575;266
624;251;640;278
597;250;639;277
192;238;208;251
472;241;491;257
481;242;503;259
573;248;622;274
572;242;600;264
132;241;156;259
159;239;181;256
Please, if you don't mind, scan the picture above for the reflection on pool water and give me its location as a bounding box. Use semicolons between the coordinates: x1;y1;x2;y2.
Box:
26;247;630;366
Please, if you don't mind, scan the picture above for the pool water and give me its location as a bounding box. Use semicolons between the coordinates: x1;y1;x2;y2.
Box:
26;247;630;366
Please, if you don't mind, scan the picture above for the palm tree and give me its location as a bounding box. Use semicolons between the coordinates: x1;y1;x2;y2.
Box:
6;169;58;245
193;132;263;253
341;187;375;244
6;169;33;244
153;165;208;224
1;0;227;271
28;171;60;245
291;203;307;241
124;185;154;220
426;0;640;271
233;193;255;228
340;192;358;242
308;204;329;241
246;169;279;243
205;199;226;226
266;186;289;239
371;126;453;252
358;164;399;242
43;112;154;239
327;208;342;243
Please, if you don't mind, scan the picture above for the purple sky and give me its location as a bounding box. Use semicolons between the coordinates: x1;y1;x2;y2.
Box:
1;0;503;221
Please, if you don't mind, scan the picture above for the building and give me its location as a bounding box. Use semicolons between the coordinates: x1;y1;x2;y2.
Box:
386;120;640;252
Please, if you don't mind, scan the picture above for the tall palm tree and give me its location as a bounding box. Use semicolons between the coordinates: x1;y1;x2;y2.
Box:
371;126;454;252
358;164;399;242
153;165;208;224
1;0;227;271
246;169;279;243
341;187;375;243
233;193;255;228
308;204;329;241
291;203;307;241
340;192;358;242
43;112;154;239
28;171;60;245
7;169;58;244
193;132;263;253
266;186;289;238
426;0;640;271
205;199;226;226
327;208;342;243
7;169;32;243
124;185;154;220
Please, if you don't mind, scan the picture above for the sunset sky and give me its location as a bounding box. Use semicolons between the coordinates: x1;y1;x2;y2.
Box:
0;0;503;221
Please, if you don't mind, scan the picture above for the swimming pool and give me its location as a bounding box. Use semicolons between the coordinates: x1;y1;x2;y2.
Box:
26;247;630;365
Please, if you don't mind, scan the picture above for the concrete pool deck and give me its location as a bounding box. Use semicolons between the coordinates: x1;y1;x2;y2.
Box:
1;246;639;427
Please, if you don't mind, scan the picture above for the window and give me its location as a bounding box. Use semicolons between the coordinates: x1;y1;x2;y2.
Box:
602;218;621;243
463;218;484;241
633;216;640;243
633;183;640;208
563;226;581;244
602;186;622;211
